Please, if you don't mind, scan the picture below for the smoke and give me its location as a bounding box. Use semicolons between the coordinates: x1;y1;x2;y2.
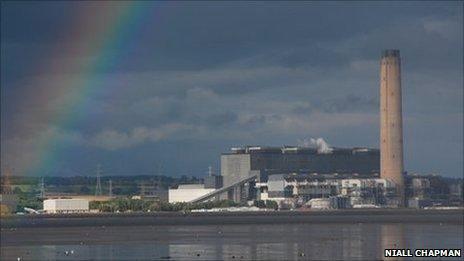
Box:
311;138;333;154
298;137;333;154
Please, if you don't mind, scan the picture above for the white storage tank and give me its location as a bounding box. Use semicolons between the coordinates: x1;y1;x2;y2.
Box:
308;198;332;209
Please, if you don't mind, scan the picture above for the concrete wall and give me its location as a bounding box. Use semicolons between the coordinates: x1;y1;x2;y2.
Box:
43;199;89;214
204;175;223;189
221;154;251;187
268;174;285;198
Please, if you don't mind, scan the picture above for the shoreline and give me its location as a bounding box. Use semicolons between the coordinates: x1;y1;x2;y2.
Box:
1;209;463;228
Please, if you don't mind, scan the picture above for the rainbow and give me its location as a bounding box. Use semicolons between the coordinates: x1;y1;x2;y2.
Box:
12;2;164;176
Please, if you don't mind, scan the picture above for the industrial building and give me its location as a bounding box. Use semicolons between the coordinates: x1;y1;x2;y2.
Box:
174;49;413;209
196;146;380;203
221;146;380;188
307;198;332;209
43;198;89;214
255;174;399;209
168;184;216;203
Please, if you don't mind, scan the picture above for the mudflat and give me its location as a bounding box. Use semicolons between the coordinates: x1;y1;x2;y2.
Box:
1;209;463;228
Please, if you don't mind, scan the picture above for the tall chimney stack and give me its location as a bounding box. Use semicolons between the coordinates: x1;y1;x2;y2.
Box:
380;49;405;207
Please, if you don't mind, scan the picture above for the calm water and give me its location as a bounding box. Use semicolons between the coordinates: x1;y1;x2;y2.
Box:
2;223;463;260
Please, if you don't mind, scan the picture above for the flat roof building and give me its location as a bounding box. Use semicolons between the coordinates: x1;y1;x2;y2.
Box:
43;198;89;214
168;184;216;203
221;146;380;188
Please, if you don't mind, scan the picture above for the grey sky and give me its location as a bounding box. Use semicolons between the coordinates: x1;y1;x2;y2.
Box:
1;1;462;177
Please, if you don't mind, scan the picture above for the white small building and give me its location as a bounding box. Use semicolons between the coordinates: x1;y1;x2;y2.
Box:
308;198;332;209
43;199;89;214
168;184;215;203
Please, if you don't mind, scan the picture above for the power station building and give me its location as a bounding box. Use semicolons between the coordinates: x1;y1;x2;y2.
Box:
174;146;381;204
182;49;407;208
221;146;380;188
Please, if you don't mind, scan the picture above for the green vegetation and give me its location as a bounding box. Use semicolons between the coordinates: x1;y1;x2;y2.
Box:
5;183;43;212
16;192;43;212
17;196;42;211
253;200;279;210
90;198;280;213
90;198;243;213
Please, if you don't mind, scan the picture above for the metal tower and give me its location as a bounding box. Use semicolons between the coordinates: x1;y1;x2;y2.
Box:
154;163;163;191
95;164;102;196
140;182;146;196
156;163;163;177
39;177;45;199
108;179;113;198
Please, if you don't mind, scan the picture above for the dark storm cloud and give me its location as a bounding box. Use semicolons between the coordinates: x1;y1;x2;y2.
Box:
1;1;462;177
203;112;238;127
321;95;378;113
1;2;77;43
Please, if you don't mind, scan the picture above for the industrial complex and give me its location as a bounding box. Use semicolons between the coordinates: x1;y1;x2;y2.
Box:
168;146;399;208
2;50;462;214
168;50;406;208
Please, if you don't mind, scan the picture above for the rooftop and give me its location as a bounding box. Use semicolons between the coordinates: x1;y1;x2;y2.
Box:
177;184;205;189
224;146;378;155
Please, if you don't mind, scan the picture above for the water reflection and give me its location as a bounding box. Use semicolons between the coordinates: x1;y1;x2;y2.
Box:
1;223;462;260
381;224;405;260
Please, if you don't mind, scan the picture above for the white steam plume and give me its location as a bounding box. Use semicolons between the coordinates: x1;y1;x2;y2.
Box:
298;137;333;154
310;138;333;154
298;138;333;154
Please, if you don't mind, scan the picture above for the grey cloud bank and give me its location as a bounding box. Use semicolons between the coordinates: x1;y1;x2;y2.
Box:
1;1;462;177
